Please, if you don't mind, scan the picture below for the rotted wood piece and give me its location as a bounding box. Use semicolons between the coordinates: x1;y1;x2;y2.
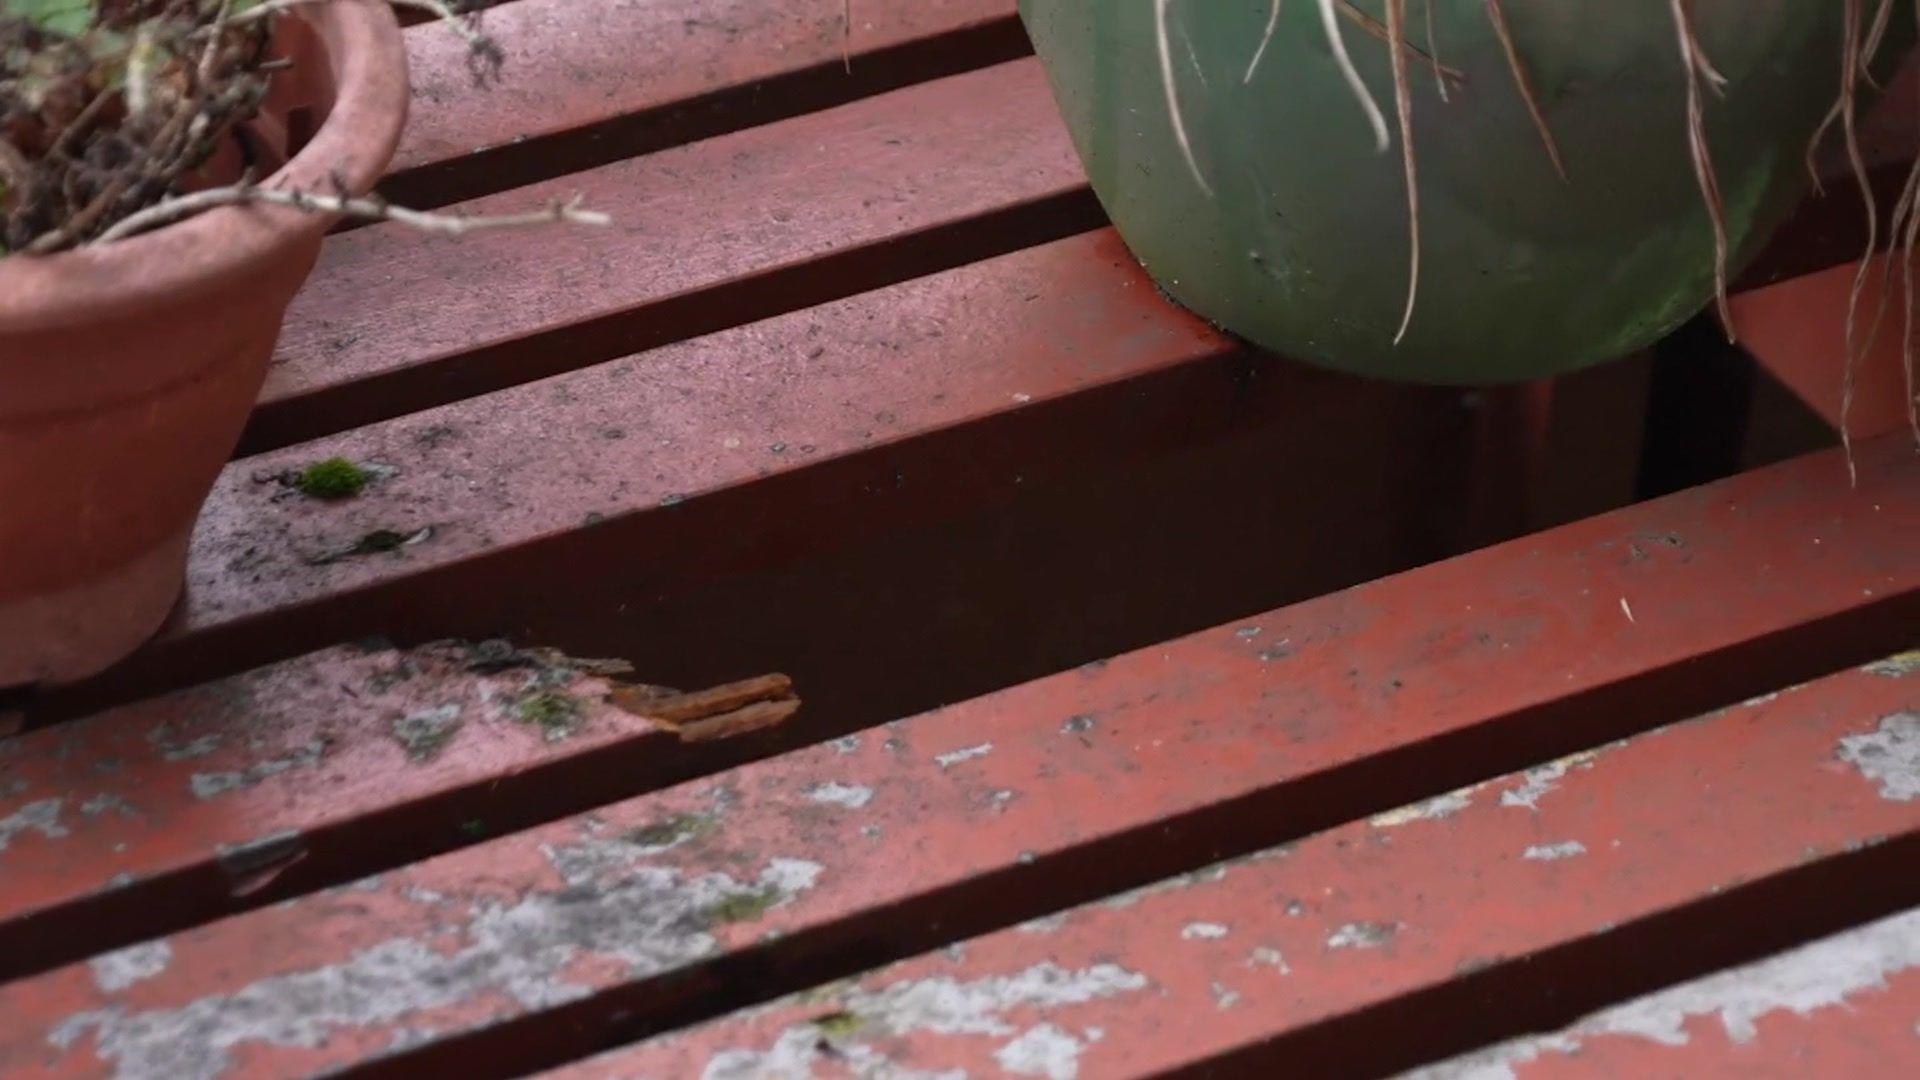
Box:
609;674;801;744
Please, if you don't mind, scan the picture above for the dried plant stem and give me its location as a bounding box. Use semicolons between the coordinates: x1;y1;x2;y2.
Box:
1315;0;1389;152
1244;0;1282;84
92;185;608;245
1668;0;1733;343
1385;0;1419;343
1484;0;1566;182
1154;0;1213;195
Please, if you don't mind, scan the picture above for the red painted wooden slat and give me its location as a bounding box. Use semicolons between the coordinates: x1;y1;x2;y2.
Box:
63;228;1359;709
0;441;1911;1078
1405;906;1920;1079
551;661;1920;1080
0;642;692;982
388;0;1024;207
248;57;1092;452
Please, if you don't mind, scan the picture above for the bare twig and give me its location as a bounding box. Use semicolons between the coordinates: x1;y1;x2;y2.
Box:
93;183;609;245
1484;0;1566;182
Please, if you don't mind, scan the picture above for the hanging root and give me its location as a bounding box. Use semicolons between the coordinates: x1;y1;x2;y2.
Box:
1424;0;1448;102
1315;0;1390;151
1806;0;1897;196
1484;0;1567;181
1385;0;1419;343
843;0;853;72
1245;0;1283;84
1668;0;1733;344
1836;0;1882;482
1155;0;1214;195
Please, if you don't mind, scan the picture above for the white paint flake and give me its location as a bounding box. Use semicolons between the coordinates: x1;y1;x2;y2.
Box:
1499;750;1601;811
188;741;329;800
1327;922;1397;950
90;942;174;992
1836;712;1920;802
1522;841;1588;861
995;1022;1087;1079
805;782;875;809
829;734;863;754
1864;650;1920;677
933;743;994;768
1402;908;1920;1079
1182;921;1230;940
0;798;67;853
702;962;1148;1080
49;837;826;1080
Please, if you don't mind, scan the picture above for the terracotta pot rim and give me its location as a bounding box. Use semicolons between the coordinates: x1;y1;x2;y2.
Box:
0;0;407;332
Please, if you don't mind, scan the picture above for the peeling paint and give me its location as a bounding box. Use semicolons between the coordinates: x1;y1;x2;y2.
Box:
1522;841;1587;861
390;705;464;763
829;734;863;754
0;798;67;852
996;1022;1089;1078
700;962;1147;1080
150;730;222;762
1864;650;1920;677
1499;750;1601;811
804;782;874;809
934;743;994;768
1247;946;1290;973
90;943;173;992
1181;922;1229;940
1836;712;1920;802
1019;912;1070;935
52;838;826;1080
1404;908;1920;1079
80;793;138;818
1327;921;1397;950
1210;982;1241;1010
1371;790;1472;828
189;741;329;800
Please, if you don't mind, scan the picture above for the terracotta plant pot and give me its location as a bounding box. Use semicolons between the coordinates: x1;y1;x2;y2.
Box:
0;1;408;687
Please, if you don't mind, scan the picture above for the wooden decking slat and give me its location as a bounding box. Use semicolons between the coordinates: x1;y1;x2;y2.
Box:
2;439;1911;1078
249;57;1092;452
1404;906;1920;1079
387;0;1024;207
555;661;1920;1079
67;228;1402;711
0;643;697;981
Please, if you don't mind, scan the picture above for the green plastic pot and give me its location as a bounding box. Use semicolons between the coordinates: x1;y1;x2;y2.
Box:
1019;1;1900;384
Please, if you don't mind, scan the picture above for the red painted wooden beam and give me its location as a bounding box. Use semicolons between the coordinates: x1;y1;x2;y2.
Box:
387;0;1025;207
0;441;1911;1077
552;661;1920;1079
1406;906;1920;1079
0;642;689;981
251;58;1093;452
